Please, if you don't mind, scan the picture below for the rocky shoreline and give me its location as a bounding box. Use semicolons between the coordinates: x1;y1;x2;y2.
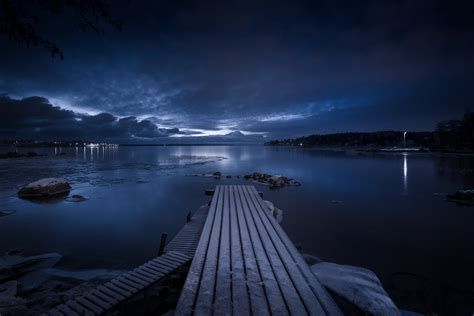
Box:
193;171;301;189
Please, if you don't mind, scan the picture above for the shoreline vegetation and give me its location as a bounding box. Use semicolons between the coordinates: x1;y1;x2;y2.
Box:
265;112;474;154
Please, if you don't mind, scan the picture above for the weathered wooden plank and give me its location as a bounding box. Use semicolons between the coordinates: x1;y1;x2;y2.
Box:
165;205;209;256
241;185;308;315
236;185;288;315
229;185;251;316
104;281;133;297
56;304;80;316
244;185;325;315
97;285;125;301
127;271;153;285
89;289;118;305
175;186;222;315
65;300;94;316
138;265;163;278
233;185;270;316
166;251;192;261
84;292;112;310
143;262;169;274
121;274;148;288
75;296;104;314
115;276;142;291
194;185;225;315
132;268;157;281
249;186;343;315
151;258;177;270
214;185;232;315
47;309;63;316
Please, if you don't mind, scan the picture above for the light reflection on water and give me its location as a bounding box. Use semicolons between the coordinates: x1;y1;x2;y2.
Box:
0;146;473;300
403;153;408;195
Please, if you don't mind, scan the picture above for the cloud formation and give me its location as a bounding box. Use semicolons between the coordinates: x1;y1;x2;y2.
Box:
0;95;182;141
1;0;474;140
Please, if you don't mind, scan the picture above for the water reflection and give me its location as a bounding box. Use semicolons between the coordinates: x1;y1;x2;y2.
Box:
403;153;408;194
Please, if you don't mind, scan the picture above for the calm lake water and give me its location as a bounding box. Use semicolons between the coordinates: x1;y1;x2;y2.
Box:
1;145;473;311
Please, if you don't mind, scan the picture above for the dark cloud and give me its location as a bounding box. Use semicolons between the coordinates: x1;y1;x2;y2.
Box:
0;95;183;142
1;0;474;140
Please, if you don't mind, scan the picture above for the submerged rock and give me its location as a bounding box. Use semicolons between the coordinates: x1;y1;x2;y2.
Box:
0;210;16;217
446;189;474;205
311;262;400;316
65;194;89;202
0;253;62;283
243;172;301;189
17;178;71;199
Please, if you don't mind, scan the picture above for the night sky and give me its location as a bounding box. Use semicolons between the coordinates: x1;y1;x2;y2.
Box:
1;0;474;143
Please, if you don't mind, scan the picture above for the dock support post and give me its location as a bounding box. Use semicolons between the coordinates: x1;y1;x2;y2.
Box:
186;211;192;223
158;232;168;256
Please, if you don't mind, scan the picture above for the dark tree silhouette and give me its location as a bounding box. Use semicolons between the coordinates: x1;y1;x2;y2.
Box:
266;112;474;152
0;0;123;59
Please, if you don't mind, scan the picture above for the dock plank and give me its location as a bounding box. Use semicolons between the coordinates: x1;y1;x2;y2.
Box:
175;186;223;314
237;185;289;316
229;185;251;316
249;186;343;316
176;185;342;315
214;185;232;315
194;185;225;314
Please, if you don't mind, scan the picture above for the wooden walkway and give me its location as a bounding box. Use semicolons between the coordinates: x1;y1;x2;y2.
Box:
165;204;210;257
44;251;191;316
175;185;342;315
43;204;211;316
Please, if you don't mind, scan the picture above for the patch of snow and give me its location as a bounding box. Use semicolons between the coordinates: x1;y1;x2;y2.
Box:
311;262;400;316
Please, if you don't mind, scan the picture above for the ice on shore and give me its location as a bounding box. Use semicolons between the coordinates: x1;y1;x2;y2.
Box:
311;262;400;316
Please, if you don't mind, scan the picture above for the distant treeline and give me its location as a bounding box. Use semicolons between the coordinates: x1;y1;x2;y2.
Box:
265;112;474;152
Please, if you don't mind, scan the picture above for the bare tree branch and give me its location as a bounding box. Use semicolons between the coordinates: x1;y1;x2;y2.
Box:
0;0;123;59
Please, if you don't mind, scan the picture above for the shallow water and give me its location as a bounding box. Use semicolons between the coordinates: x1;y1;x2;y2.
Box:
0;146;473;310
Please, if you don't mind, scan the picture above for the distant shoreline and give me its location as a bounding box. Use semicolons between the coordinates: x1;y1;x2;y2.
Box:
265;144;474;155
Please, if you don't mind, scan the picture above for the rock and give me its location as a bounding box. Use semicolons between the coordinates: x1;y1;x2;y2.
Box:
4;249;23;256
65;194;89;202
242;172;300;189
17;178;71;199
0;253;62;282
0;280;19;297
0;210;16;217
264;200;275;211
446;189;474;205
301;253;322;265
212;171;221;178
263;200;283;223
0;280;27;315
311;262;400;316
226;175;232;179
331;200;343;204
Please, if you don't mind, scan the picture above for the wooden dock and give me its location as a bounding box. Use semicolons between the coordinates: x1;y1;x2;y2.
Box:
44;185;342;315
43;204;210;316
176;185;342;315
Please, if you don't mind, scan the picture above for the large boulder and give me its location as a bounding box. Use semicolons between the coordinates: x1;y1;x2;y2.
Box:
447;189;474;205
17;178;71;198
0;253;62;283
311;262;400;316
